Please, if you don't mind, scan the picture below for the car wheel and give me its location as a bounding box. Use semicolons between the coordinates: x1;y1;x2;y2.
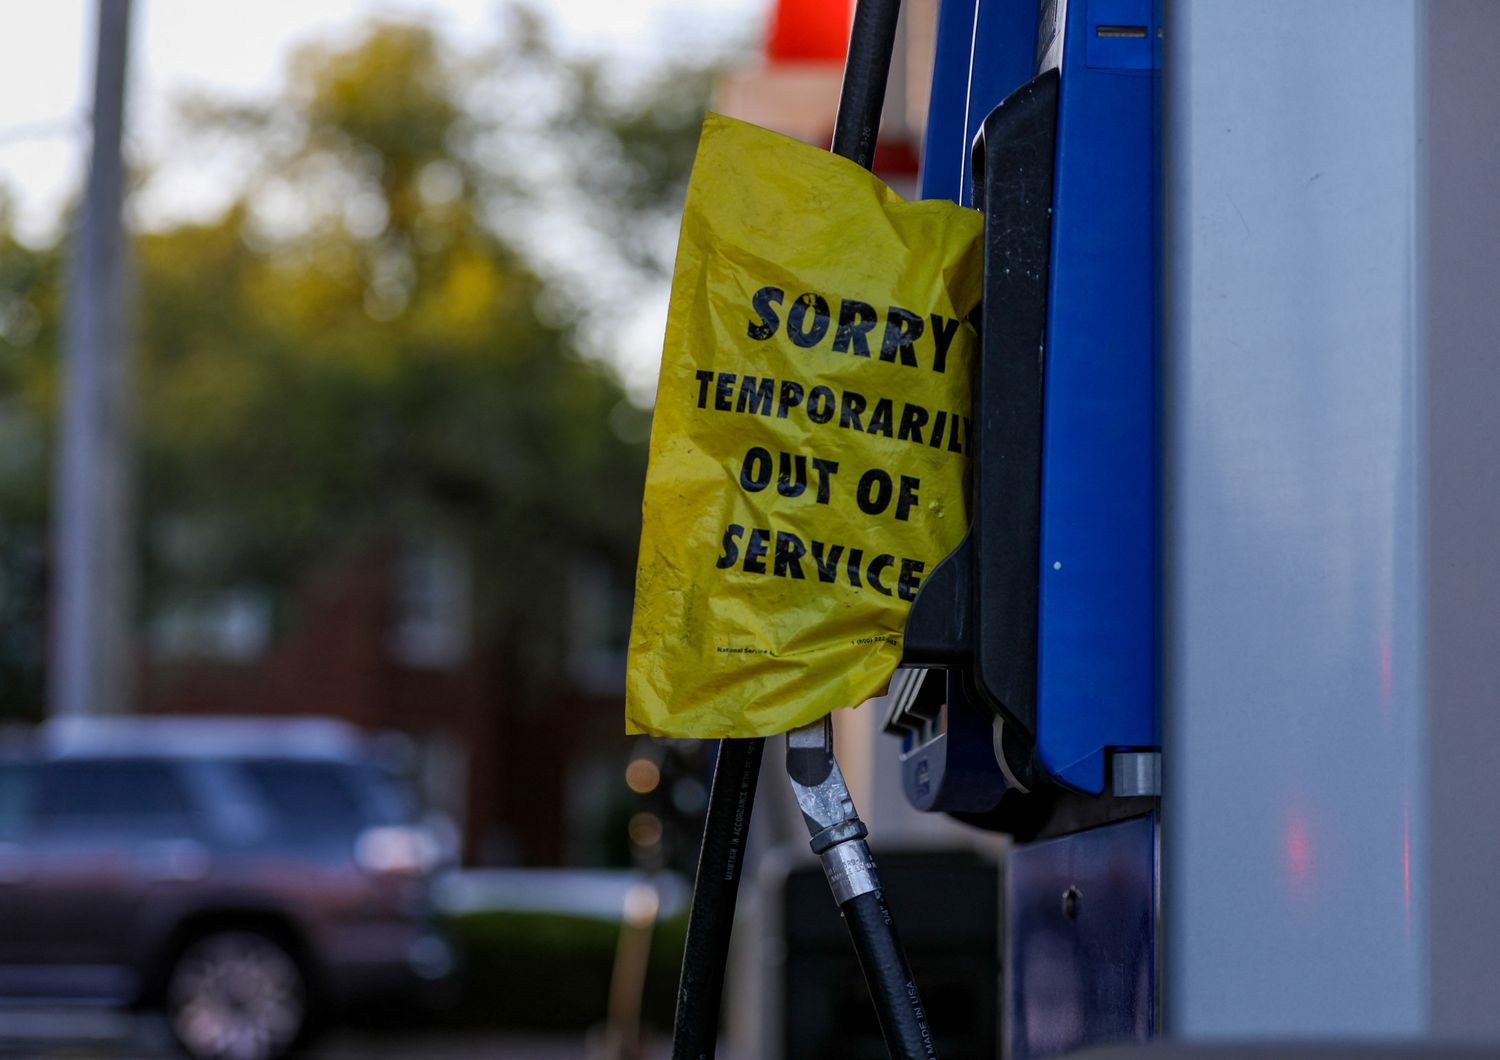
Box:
166;929;308;1060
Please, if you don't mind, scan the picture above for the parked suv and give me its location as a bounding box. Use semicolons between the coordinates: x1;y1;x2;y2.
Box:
0;716;454;1060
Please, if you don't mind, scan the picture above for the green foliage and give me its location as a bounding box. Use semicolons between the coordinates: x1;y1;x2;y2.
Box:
135;20;662;677
0;207;60;518
0;196;60;716
442;907;688;1031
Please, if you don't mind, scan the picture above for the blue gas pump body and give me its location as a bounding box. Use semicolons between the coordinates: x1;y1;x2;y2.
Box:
899;0;1160;803
1034;0;1160;791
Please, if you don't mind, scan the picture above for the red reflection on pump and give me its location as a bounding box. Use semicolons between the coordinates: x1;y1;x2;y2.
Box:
1380;636;1394;709
1284;811;1313;893
1403;802;1412;934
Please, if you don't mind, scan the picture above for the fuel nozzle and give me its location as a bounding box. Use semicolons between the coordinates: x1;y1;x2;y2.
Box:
786;715;879;903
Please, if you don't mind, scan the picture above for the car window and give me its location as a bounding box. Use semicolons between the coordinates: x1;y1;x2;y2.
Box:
350;762;420;825
34;759;196;836
234;760;371;840
0;762;35;840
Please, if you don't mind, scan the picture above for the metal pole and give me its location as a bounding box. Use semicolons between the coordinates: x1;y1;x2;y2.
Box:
52;0;134;717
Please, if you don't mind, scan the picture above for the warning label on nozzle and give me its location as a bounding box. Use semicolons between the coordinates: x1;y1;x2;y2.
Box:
625;113;982;739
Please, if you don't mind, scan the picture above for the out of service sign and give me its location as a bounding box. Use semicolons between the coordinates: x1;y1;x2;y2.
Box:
626;114;982;738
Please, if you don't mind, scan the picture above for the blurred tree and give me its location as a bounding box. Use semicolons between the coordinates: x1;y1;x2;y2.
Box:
138;19;666;689
0;192;59;716
0;14;726;736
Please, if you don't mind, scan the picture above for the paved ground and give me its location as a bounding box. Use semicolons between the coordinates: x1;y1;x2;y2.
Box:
0;1008;671;1059
312;1031;595;1059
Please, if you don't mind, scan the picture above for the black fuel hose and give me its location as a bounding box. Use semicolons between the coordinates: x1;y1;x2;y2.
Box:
671;2;904;1058
831;0;903;169
827;1;939;1054
671;737;764;1060
842;888;937;1058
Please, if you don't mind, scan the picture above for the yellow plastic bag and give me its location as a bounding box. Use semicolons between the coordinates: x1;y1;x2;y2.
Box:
626;114;982;738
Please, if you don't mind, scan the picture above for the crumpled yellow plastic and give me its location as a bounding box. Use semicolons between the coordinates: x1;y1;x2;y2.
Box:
626;113;982;738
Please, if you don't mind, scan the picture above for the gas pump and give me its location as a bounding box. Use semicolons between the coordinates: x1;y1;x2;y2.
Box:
894;0;1161;822
663;1;1162;1056
661;2;1500;1057
888;0;1162;1054
885;2;1500;1056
